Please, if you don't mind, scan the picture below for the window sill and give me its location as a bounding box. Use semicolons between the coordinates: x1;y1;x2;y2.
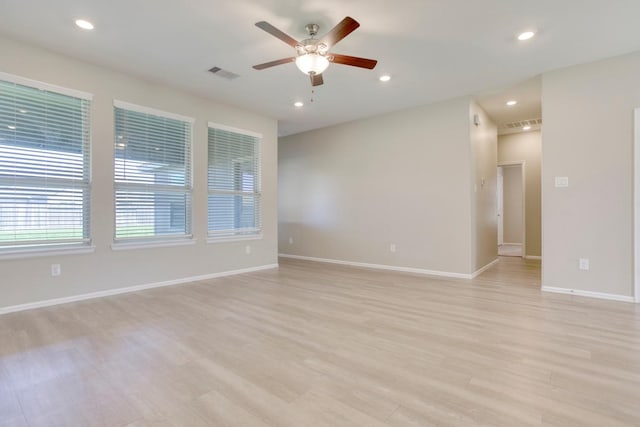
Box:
207;234;263;244
111;238;196;251
0;244;96;261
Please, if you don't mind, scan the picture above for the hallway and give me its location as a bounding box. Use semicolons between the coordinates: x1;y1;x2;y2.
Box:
476;255;541;288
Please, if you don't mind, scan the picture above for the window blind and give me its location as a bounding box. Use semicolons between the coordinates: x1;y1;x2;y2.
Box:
0;75;91;252
207;124;261;238
114;101;193;242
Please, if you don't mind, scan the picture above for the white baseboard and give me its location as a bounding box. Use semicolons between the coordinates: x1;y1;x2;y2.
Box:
472;259;499;278
279;253;475;279
541;286;635;303
525;255;542;260
0;263;279;315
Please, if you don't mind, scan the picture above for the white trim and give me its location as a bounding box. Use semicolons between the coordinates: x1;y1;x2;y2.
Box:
207;122;263;139
111;238;196;251
0;263;279;315
540;124;545;289
0;71;93;100
635;108;640;303
542;286;635;303
0;245;95;260
471;258;499;278
525;255;542;260
114;100;195;124
207;234;263;244
279;254;474;279
501;242;523;246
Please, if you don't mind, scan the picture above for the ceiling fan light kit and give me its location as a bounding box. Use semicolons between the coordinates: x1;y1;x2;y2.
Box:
253;16;378;87
295;53;330;75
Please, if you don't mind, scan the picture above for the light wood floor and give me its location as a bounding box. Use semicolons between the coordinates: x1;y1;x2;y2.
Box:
1;257;639;426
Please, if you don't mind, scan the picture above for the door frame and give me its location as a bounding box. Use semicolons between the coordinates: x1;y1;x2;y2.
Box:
498;161;526;258
634;108;640;302
497;167;504;246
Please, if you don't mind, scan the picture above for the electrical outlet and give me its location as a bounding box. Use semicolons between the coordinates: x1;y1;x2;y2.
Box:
579;258;589;270
390;244;397;253
245;245;251;255
289;237;293;244
51;264;61;277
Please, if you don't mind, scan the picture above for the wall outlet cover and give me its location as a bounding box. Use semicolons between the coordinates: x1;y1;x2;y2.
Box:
51;264;61;276
579;258;589;270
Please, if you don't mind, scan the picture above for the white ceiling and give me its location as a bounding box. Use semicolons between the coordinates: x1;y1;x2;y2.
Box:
476;76;542;135
1;0;639;136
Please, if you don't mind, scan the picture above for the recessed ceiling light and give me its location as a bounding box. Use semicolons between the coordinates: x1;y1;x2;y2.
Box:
523;125;532;131
18;109;27;114
294;101;304;108
75;19;94;30
506;100;518;106
7;125;16;130
517;31;535;41
379;75;391;82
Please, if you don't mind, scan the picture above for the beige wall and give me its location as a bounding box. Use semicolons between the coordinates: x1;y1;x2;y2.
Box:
542;51;640;298
0;36;279;310
469;101;498;271
502;166;524;244
498;131;541;256
279;97;497;276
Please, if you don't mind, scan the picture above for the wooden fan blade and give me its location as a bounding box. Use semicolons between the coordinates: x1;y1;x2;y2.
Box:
321;17;360;47
330;53;378;69
311;73;324;86
253;57;295;70
255;21;299;48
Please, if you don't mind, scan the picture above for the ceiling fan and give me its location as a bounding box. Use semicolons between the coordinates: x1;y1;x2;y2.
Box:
252;16;378;86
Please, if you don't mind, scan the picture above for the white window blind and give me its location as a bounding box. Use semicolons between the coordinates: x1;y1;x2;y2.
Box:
0;75;92;252
114;101;193;243
208;124;261;239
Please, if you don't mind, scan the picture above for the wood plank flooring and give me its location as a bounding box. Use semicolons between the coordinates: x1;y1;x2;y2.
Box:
1;256;639;426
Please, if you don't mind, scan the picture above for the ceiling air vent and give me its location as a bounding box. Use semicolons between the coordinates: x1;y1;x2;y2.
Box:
208;67;240;80
503;118;542;129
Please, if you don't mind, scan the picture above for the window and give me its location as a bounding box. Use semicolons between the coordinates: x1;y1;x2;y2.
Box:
208;123;261;240
0;73;92;254
114;101;193;244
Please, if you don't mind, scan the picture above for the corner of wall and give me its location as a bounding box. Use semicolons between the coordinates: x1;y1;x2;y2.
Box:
469;100;498;272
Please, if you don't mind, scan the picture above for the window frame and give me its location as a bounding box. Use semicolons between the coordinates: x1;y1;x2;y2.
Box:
112;100;194;249
0;72;94;259
206;122;262;243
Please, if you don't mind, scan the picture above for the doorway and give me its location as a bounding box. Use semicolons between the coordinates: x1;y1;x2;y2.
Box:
497;163;525;257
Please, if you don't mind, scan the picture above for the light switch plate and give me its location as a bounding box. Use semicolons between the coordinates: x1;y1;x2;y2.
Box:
555;176;569;187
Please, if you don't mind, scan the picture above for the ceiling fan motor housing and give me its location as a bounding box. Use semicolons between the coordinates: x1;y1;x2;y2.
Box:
296;40;328;56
